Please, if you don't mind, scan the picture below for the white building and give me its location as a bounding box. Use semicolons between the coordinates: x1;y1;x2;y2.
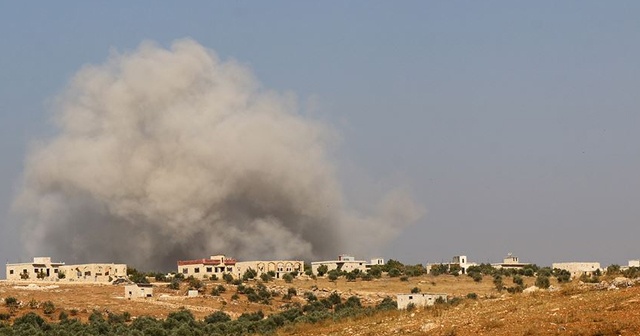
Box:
234;260;304;279
629;260;640;268
552;262;601;277
311;254;369;275
492;253;531;270
177;254;304;280
426;255;477;275
177;255;237;279
125;283;153;299
397;293;448;310
5;257;127;283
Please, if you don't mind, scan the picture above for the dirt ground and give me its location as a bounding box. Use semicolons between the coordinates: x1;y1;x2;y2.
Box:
1;275;639;335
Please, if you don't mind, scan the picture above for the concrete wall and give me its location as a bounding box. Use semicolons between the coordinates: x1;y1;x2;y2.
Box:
397;293;448;310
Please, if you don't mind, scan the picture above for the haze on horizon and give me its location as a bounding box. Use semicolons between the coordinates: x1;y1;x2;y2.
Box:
1;2;639;276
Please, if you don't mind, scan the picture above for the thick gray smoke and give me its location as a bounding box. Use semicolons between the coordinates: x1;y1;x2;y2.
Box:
15;39;423;270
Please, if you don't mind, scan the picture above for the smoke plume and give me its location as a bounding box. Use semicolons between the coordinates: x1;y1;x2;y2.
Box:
15;39;423;270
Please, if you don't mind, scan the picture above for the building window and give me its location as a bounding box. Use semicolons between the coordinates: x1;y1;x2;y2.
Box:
206;267;212;272
54;269;58;273
182;268;188;274
9;270;13;275
408;296;413;300
84;271;91;276
194;268;200;273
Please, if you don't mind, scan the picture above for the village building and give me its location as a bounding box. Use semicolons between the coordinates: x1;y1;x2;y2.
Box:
552;262;601;277
311;254;370;275
176;254;304;280
396;293;448;310
426;255;478;275
234;260;304;279
125;283;153;299
177;255;237;279
492;253;531;270
5;257;127;283
629;260;640;268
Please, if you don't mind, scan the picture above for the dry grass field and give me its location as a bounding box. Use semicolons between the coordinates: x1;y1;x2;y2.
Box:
1;274;639;335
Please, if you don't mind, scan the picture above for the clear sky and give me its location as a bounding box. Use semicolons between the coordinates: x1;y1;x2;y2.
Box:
2;2;640;275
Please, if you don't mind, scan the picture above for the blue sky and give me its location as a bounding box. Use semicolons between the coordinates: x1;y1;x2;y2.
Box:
2;2;640;274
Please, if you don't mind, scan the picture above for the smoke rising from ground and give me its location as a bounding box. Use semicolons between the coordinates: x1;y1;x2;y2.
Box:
15;39;423;270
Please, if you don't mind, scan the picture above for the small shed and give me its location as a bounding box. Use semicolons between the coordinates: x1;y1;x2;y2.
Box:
125;283;153;299
396;293;447;310
187;290;198;297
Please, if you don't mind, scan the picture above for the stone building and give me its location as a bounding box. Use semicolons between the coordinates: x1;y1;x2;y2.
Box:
5;257;127;283
311;254;369;275
125;283;153;299
396;293;448;310
176;254;303;280
552;262;601;277
234;260;304;279
492;253;531;270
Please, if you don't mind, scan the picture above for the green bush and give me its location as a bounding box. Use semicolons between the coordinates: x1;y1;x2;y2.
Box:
535;275;550;289
410;287;420;294
317;265;329;276
283;273;294;283
204;311;231;324
42;301;55;315
466;292;478;299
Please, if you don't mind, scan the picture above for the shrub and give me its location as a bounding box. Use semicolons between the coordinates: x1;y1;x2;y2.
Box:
42;301;55;315
535;275;550;289
470;272;483;282
328;272;338;282
210;288;220;296
345;272;357;282
168;279;180;290
400;276;409;282
466;292;478;300
304;292;318;302
317;265;329;276
376;297;397;310
327;292;341;305
57;271;66;279
283;273;294;283
58;310;68;321
388;268;401;277
513;275;524;286
188;277;203;289
223;273;234;284
4;297;17;306
0;313;10;321
210;274;218;281
287;287;297;296
242;268;257;281
154;273;167;282
260;273;273;282
231;294;239;301
361;273;373;281
493;275;504;292
204;311;231;324
411;287;420;294
406;302;416;311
